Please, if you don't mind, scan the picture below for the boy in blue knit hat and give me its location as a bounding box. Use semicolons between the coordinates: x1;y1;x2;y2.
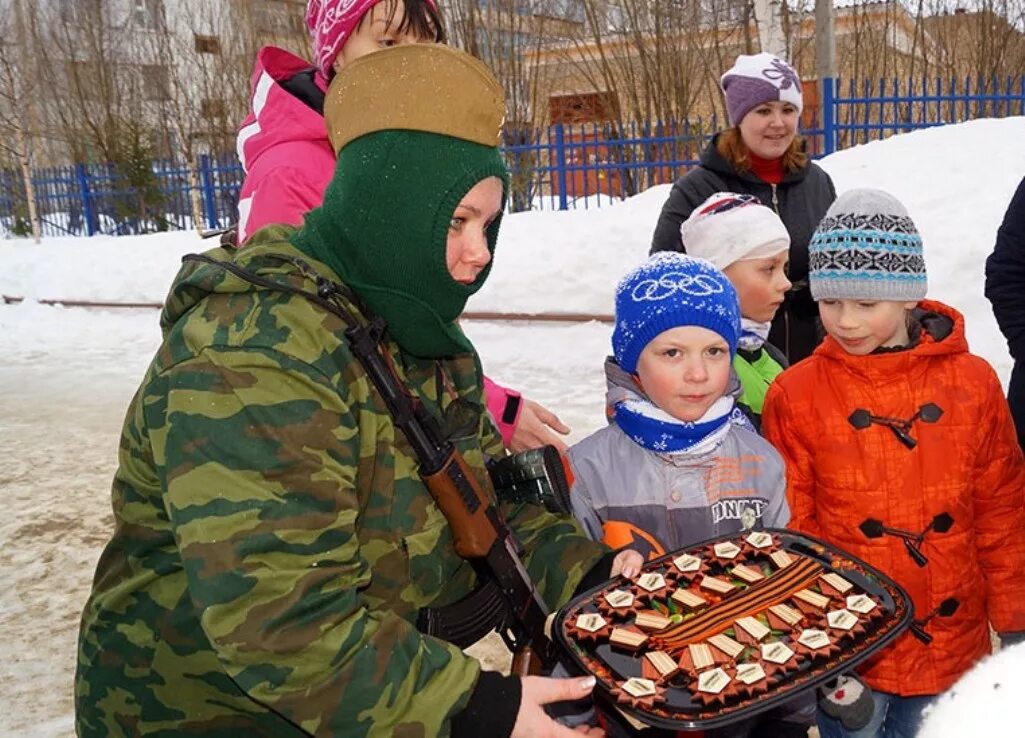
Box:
569;251;788;572
569;254;783;557
568;252;791;737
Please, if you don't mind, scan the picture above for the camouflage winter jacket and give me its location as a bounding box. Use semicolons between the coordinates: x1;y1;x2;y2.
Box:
75;227;608;737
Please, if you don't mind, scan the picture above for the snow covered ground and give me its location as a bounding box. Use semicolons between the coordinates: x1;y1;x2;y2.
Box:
2;117;1024;736
917;642;1025;737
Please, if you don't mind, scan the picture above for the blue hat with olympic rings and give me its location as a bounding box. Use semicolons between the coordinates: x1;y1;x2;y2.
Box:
612;252;741;373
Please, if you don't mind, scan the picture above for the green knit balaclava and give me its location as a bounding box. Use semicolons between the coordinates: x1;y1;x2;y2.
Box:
292;44;509;358
294;132;506;357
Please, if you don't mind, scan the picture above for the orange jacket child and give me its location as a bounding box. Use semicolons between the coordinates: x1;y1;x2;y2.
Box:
763;189;1025;737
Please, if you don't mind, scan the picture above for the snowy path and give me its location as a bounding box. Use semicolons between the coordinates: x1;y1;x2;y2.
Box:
0;303;612;736
0;306;159;737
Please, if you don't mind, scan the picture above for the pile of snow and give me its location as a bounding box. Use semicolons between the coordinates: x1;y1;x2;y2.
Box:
4;117;1022;381
918;642;1025;736
0;231;205;304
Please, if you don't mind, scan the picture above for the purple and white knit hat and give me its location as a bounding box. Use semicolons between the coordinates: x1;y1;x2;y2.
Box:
720;53;803;127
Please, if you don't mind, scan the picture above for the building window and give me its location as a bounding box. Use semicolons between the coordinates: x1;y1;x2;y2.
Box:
133;0;165;31
477;0;533;15
606;4;628;32
201;99;226;119
142;65;170;101
58;0;83;24
194;34;221;54
475;28;534;60
254;1;304;34
701;0;745;24
545;0;585;23
65;61;104;100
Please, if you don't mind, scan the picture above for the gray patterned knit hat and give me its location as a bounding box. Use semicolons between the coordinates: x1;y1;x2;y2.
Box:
808;188;927;302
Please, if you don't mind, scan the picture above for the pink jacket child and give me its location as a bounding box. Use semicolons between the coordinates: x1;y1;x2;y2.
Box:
235;0;432;243
235;46;333;247
234;1;530;446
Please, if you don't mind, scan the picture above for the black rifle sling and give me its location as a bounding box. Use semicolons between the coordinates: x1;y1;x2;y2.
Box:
182;253;515;648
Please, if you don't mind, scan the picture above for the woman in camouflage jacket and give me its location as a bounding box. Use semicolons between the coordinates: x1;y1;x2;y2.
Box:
75;45;630;738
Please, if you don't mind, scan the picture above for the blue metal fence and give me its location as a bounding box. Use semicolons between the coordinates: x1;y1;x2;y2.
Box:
824;74;1025;153
2;74;1022;237
0;152;244;238
503;116;721;211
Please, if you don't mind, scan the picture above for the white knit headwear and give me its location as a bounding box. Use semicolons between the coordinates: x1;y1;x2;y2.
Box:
680;192;790;271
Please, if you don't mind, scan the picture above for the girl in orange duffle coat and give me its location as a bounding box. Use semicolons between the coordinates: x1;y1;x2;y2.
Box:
762;188;1025;738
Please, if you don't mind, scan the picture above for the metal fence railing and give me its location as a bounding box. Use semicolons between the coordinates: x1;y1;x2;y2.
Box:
2;75;1022;237
823;74;1025;153
0;153;243;238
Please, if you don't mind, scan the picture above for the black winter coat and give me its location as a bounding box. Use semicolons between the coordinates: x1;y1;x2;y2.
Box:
985;175;1025;451
650;135;836;362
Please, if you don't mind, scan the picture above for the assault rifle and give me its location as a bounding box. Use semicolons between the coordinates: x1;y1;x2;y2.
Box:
345;317;555;675
179;252;559;674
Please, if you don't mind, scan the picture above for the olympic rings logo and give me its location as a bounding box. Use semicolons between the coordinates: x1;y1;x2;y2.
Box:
630;272;725;301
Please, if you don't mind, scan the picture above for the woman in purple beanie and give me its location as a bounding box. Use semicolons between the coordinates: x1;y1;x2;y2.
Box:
651;53;836;364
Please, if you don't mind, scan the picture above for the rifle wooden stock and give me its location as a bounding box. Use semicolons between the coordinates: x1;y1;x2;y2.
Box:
423;454;555;672
422;455;499;559
510;645;542;677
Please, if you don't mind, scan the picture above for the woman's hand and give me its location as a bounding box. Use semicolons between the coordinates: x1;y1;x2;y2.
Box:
511;675;605;738
509;398;571;453
610;549;644;579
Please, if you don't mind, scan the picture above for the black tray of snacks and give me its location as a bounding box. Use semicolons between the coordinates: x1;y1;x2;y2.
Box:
553;529;912;730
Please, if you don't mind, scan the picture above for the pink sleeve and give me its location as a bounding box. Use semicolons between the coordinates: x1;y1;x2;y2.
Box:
483;376;522;447
238;163;331;243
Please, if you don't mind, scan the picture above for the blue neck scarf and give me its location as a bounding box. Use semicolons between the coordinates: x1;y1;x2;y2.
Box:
614;395;750;455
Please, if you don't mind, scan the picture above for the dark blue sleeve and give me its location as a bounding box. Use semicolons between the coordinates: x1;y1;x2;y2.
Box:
985;176;1025;360
650;169;726;255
